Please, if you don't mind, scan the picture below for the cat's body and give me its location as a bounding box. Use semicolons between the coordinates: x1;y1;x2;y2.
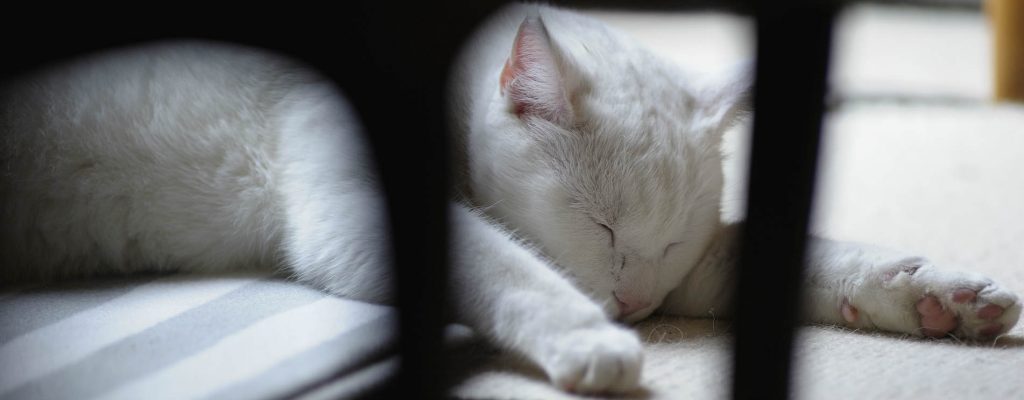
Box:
0;43;392;301
1;4;1020;394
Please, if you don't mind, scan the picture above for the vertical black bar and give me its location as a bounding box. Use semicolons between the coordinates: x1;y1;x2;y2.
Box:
328;3;501;398
731;2;836;400
332;5;451;398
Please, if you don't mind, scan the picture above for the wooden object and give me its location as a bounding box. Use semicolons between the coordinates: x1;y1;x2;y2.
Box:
989;0;1024;102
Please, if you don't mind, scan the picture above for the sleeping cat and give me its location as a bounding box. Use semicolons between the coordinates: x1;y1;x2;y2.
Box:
1;3;1020;395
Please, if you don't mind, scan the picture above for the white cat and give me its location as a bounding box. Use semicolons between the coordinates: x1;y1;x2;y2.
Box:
1;3;1019;395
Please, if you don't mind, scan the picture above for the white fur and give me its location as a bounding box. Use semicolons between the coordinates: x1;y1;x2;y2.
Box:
1;3;1019;395
453;5;735;320
1;44;299;279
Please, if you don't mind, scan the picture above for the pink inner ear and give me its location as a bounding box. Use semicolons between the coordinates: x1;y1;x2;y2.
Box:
499;48;517;97
500;16;573;126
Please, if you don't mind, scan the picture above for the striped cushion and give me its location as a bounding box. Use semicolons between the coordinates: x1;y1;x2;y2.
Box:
0;272;396;400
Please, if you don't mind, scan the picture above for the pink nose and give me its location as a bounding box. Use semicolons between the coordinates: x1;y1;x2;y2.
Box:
614;292;652;319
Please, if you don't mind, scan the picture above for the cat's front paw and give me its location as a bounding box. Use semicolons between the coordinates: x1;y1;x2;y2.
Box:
537;325;643;394
847;260;1021;339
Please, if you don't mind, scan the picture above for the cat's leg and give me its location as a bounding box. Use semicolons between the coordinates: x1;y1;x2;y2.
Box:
275;84;393;303
275;85;640;392
660;223;1022;339
450;205;643;393
803;239;1021;339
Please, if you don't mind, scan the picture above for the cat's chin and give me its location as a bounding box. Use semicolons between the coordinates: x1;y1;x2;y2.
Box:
614;307;657;324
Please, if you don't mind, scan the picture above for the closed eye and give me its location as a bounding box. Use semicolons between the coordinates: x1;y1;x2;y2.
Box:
592;219;615;247
663;241;684;258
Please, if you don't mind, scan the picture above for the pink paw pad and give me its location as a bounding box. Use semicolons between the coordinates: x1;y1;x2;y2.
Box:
841;298;859;324
952;288;977;304
978;323;1004;337
916;295;957;338
977;304;1005;320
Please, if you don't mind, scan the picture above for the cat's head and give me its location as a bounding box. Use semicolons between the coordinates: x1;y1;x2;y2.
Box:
468;13;749;322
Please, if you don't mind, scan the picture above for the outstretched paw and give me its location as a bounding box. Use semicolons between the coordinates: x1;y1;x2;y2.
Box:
850;260;1021;340
915;281;1021;339
538;325;643;394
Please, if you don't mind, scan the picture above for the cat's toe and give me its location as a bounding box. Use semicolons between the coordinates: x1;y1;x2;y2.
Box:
955;284;1021;339
541;325;643;394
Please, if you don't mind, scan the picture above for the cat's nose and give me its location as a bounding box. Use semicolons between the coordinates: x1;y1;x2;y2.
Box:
614;292;652;319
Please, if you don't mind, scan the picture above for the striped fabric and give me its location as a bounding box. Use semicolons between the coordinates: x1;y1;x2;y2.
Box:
0;272;397;400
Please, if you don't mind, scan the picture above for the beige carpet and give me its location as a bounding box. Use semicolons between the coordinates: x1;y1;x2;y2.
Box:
449;4;1024;399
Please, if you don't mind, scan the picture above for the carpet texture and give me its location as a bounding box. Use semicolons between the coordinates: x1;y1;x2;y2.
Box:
449;4;1024;399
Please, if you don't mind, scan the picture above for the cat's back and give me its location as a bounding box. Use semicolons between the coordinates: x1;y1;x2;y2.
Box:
0;42;323;281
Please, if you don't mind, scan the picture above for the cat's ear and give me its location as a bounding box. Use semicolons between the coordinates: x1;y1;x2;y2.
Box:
500;16;574;127
701;62;752;132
